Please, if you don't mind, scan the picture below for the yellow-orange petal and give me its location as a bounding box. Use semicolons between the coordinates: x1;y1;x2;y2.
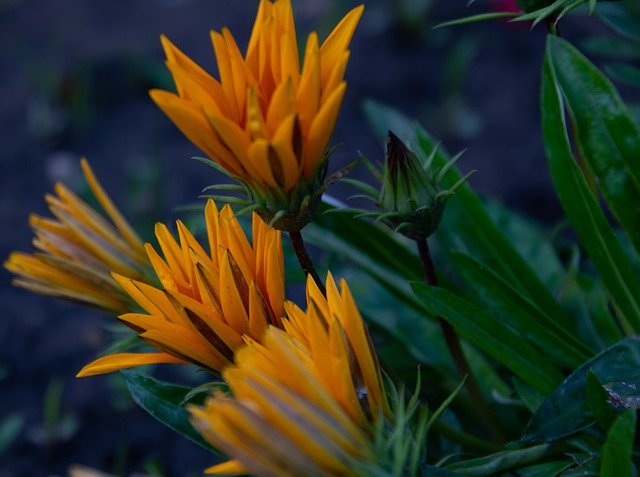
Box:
319;5;364;89
265;77;296;137
80;159;147;263
204;459;248;475
270;113;300;190
297;32;320;138
205;112;255;180
77;352;187;377
303;81;346;179
149;90;245;177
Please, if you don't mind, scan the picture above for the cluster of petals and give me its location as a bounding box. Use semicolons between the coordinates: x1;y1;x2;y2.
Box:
4;159;149;314
150;0;364;192
189;274;388;476
77;199;285;376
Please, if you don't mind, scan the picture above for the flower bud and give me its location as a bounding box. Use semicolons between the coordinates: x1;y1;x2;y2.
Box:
378;131;468;241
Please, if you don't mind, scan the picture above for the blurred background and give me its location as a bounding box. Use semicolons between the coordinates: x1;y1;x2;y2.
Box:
0;0;637;475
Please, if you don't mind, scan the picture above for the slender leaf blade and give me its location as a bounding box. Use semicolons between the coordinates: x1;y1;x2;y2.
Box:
452;252;592;369
412;283;564;394
542;36;640;334
547;35;640;255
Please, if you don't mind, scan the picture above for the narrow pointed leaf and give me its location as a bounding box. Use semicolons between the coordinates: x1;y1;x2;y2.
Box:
452;252;592;369
542;37;640;334
547;35;640;255
411;282;564;394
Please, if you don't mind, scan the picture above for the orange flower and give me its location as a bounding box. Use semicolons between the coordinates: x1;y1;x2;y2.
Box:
189;274;389;476
4;159;150;313
190;328;378;476
77;199;285;376
150;0;364;230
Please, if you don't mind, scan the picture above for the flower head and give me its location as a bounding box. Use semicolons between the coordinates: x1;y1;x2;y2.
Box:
150;0;364;231
189;327;379;476
4;159;150;314
77;199;285;376
189;273;390;476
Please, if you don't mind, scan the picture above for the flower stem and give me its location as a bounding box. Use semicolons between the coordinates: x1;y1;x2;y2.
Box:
289;230;326;296
416;238;505;443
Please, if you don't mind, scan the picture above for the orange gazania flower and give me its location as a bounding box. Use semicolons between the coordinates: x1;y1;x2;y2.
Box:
189;274;389;476
77;199;285;376
4;159;150;314
150;0;364;230
189;328;378;476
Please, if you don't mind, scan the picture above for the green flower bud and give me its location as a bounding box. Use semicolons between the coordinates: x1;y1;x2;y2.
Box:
377;131;468;241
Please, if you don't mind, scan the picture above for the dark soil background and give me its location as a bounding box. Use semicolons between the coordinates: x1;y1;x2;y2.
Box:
0;0;634;475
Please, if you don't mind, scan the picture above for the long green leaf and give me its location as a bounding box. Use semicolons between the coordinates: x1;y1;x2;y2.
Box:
547;36;640;254
411;283;564;394
121;370;221;455
452;252;592;369
542;36;640;334
445;444;551;476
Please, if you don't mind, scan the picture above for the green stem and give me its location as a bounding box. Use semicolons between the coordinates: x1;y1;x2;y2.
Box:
289;230;326;296
417;238;506;443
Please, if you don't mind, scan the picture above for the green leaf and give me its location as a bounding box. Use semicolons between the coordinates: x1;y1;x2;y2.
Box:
547;36;640;257
558;258;623;351
445;444;551;476
597;2;640;42
542;36;640;334
312;202;422;282
434;12;519;29
452;252;592;370
606;63;640;88
411;283;564;394
582;37;640;61
523;335;640;443
600;408;637;476
121;370;221;455
483;201;565;292
559;458;600;476
585;370;615;431
508;460;573;476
